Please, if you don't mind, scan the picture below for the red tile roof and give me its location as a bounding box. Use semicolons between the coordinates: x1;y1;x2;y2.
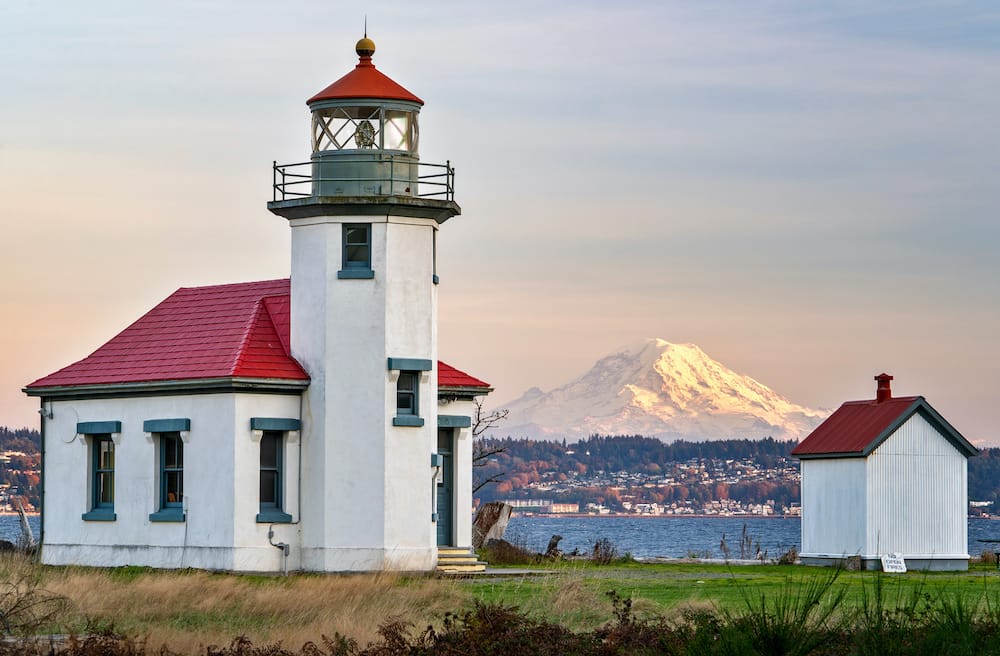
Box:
26;279;490;393
27;280;308;389
791;395;976;459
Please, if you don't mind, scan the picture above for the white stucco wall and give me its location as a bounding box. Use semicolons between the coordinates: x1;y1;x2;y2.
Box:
40;392;301;571
865;413;968;560
800;458;866;559
290;214;440;571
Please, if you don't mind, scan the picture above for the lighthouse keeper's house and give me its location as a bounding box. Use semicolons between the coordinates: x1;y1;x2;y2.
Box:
24;36;491;574
792;374;977;571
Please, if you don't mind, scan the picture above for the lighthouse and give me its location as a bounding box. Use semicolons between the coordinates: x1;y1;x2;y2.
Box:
24;34;489;574
268;35;461;571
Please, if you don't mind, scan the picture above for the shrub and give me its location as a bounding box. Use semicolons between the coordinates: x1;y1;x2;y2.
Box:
0;552;68;636
591;538;618;565
479;539;540;566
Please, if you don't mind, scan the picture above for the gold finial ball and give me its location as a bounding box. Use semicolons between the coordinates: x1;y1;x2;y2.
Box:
356;37;376;57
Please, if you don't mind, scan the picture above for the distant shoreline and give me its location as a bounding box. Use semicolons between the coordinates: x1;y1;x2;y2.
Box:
513;513;1000;520
514;513;797;519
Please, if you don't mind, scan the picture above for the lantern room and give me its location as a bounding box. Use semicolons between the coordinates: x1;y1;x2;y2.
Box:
306;36;422;198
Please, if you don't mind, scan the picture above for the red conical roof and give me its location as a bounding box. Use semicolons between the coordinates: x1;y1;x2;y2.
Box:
308;37;423;106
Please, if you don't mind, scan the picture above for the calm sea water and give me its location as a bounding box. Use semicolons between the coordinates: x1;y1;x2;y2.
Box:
507;516;1000;560
0;514;41;544
3;514;997;561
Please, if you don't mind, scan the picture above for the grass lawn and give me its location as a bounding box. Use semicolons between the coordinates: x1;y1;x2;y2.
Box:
466;560;1000;629
6;553;1000;652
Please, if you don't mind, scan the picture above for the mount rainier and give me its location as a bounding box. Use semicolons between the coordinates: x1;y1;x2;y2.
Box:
496;338;828;442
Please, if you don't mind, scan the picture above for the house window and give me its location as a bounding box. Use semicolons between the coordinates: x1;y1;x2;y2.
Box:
161;433;183;507
150;432;185;522
82;435;116;521
338;223;374;279
257;430;292;523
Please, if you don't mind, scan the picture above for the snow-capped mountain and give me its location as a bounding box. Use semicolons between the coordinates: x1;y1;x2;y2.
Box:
496;338;828;442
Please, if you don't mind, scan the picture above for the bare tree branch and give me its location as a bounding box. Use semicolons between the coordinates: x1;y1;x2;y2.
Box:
471;397;509;438
472;398;509;494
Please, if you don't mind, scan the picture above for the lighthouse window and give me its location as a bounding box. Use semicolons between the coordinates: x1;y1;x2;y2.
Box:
393;371;424;427
338;224;374;279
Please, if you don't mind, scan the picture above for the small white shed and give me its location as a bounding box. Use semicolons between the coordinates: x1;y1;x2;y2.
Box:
793;374;977;571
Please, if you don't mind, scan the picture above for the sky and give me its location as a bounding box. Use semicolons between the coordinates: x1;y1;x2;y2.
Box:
1;1;999;444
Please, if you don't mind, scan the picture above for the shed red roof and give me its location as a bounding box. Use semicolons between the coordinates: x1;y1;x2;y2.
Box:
307;51;422;106
25;279;490;393
791;395;976;459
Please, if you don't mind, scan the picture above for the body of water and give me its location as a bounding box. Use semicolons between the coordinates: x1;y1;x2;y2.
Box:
507;515;1000;560
0;514;40;544
4;514;998;561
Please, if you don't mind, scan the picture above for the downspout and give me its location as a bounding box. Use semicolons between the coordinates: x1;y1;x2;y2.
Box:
38;398;46;558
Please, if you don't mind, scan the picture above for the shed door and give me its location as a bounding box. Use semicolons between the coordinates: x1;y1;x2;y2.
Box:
436;429;454;546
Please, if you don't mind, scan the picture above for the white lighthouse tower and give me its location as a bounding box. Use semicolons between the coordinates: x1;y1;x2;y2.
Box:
268;35;460;571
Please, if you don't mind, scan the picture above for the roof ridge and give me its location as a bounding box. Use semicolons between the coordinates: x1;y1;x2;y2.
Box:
260;294;292;357
231;299;269;375
176;278;290;293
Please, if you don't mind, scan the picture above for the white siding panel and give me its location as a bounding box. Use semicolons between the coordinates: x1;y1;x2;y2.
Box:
866;414;968;558
801;458;866;557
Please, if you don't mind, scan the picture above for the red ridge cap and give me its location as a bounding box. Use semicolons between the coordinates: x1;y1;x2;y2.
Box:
308;56;423;105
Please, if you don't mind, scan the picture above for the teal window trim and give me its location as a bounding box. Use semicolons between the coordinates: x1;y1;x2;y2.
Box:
149;508;185;523
143;418;190;433
339;223;373;278
337;268;374;279
78;421;121;435
393;415;424;427
256;510;293;524
82;508;116;522
438;415;471;428
387;357;432;371
250;417;301;432
432;230;438;285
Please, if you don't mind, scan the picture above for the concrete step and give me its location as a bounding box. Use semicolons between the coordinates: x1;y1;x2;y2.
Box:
436;546;488;574
437;561;488;573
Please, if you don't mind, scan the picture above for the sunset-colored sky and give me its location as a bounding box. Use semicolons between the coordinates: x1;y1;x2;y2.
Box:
2;2;998;443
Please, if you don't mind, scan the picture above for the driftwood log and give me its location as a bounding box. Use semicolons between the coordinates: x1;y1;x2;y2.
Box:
472;502;512;549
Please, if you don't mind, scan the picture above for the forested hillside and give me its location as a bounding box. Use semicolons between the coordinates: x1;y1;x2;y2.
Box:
0;426;41;509
475;434;1000;515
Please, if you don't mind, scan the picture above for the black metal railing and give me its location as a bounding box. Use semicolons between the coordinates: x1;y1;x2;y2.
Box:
271;158;455;202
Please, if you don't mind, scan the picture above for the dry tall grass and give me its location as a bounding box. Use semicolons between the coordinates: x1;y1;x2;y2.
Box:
0;554;472;653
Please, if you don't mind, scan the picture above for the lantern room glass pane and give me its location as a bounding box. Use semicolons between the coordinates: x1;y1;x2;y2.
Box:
312;106;382;152
383;110;414;151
